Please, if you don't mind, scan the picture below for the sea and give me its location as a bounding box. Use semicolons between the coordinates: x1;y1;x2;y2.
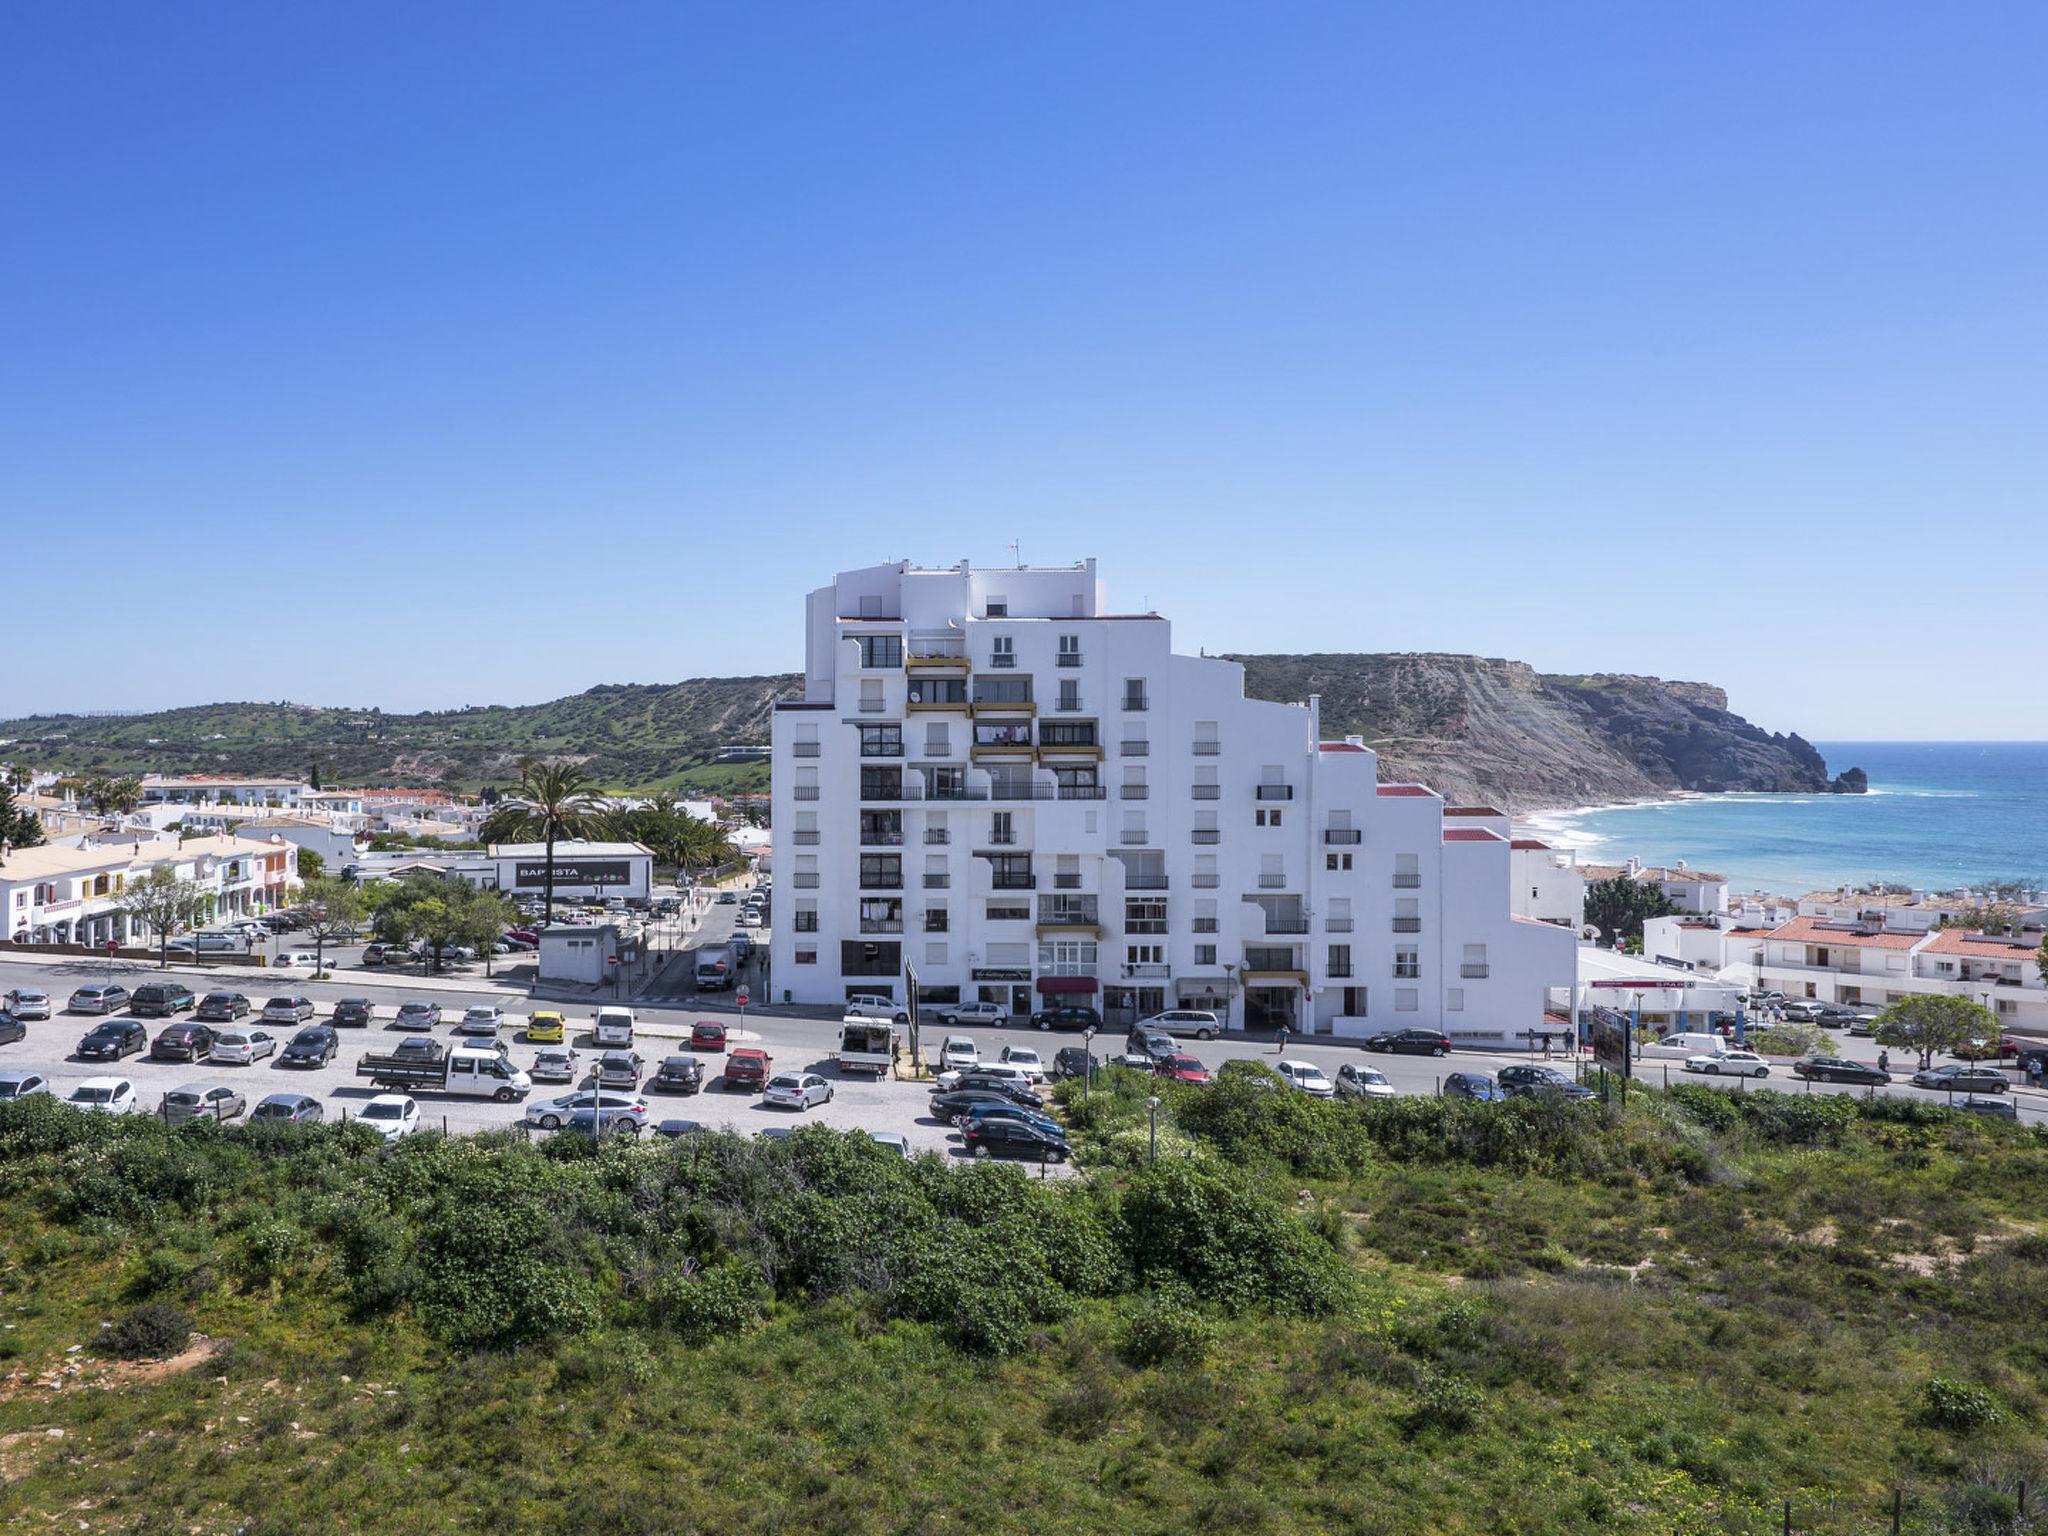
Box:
1525;742;2048;897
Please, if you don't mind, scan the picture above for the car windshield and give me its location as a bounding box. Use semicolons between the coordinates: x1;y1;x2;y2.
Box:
0;1082;28;1098
364;1103;406;1120
768;1075;801;1089
465;1009;496;1020
266;998;295;1009
71;1087;114;1103
252;1104;294;1118
166;1093;201;1106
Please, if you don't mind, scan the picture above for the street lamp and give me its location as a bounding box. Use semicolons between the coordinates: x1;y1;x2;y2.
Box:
1146;1095;1161;1165
1082;1025;1096;1101
1222;962;1238;1034
1626;988;1643;1102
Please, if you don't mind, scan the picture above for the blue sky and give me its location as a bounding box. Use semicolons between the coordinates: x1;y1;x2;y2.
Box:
3;4;2043;737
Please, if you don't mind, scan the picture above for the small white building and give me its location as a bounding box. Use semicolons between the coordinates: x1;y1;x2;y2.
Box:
1581;857;1729;915
1574;944;1746;1034
1509;835;1586;929
141;775;314;808
538;924;630;985
486;842;653;902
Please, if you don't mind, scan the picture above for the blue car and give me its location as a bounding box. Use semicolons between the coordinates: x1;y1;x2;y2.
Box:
1443;1071;1506;1102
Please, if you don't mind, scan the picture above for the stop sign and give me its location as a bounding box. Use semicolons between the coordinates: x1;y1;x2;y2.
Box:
105;940;119;955
736;986;750;1009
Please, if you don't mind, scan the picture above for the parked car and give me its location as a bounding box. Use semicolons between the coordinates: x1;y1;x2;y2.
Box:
195;991;252;1023
564;1105;647;1137
681;1020;727;1053
724;1048;772;1092
1912;1064;2009;1094
1443;1071;1505;1101
2;989;52;1020
1052;1047;1097;1081
526;1010;566;1044
68;984;131;1016
456;1005;505;1038
149;1023;219;1063
260;996;315;1025
998;1045;1048;1082
866;1131;912;1158
962;1117;1069;1162
1275;1060;1335;1097
273;952;323;973
77;1020;148;1061
359;1094;422;1142
594;1051;645;1090
210;1029;279;1065
1955;1096;2018;1121
281;1026;339;1067
250;1093;324;1124
936;1061;1036;1094
1135;1008;1222;1040
161;1083;247;1124
66;1078;138;1115
0;1013;26;1046
655;1118;709;1139
524;1090;648;1131
1498;1064;1597;1098
592;1009;636;1048
529;1046;578;1083
166;934;238;957
650;1055;705;1094
961;1100;1064;1136
939;1035;981;1072
1029;1004;1103;1033
1954;1037;2020;1062
1684;1051;1771;1079
716;891;737;904
1367;1029;1452;1057
843;994;910;1024
0;1071;52;1101
1779;1000;1825;1023
1155;1053;1211;1085
130;983;197;1018
934;1000;1007;1027
394;1000;442;1030
763;1072;834;1110
331;997;375;1028
1792;1056;1891;1085
1334;1063;1395;1099
361;943;394;966
929;1087;1033;1124
1127;1028;1177;1063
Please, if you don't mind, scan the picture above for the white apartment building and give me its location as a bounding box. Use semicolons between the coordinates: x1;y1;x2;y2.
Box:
1755;914;2047;1034
768;560;1575;1042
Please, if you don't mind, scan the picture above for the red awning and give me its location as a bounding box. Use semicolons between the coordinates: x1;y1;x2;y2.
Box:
1035;976;1098;994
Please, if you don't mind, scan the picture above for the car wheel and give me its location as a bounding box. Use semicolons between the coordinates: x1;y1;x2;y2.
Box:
540;1114;562;1130
1755;1068;1769;1078
1196;1029;1213;1041
1036;1020;1050;1031
971;1145;990;1159
1431;1046;1447;1058
1707;1064;1720;1075
494;1087;515;1103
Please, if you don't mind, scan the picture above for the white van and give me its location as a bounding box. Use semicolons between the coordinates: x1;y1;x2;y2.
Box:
1639;1031;1730;1061
593;1008;635;1048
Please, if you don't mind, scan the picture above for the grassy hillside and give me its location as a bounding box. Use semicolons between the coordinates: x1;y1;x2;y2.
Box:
0;1076;2041;1534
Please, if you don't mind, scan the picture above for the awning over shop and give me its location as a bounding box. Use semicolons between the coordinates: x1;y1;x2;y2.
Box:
1035;975;1099;994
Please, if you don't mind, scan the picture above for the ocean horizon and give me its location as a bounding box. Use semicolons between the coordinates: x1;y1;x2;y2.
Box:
1525;741;2048;897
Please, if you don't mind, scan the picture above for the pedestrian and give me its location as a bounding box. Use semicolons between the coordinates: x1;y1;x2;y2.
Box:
1274;1025;1289;1056
1877;1049;1889;1075
1541;1031;1552;1060
2029;1057;2043;1089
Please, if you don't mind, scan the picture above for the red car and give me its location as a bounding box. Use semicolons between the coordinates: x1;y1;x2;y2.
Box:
1156;1054;1210;1085
1954;1036;2020;1061
690;1021;729;1051
724;1047;771;1091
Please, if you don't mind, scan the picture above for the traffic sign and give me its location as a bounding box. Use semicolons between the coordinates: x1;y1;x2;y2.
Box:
736;986;750;1009
105;940;119;954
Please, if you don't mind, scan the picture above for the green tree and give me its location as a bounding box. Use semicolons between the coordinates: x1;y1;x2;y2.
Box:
295;848;326;880
371;873;511;973
1873;993;1997;1071
478;758;606;921
296;876;364;978
1583;875;1678;945
113;867;208;969
81;773;145;818
0;787;47;859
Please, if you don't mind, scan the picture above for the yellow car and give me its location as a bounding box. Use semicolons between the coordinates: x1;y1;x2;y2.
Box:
526;1010;567;1044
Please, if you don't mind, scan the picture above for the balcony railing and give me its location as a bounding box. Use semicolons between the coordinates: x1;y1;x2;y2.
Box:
1056;785;1106;800
1123;696;1149;712
1327;966;1354;980
1120;741;1149;756
1192;918;1218;933
858;787;912;802
1124;874;1169;890
1191;829;1220;844
792;831;820;845
860;920;905;935
1393;967;1420;981
1393;873;1421;888
1190;784;1219;800
860;743;904;758
859;700;888;713
1119;830;1150;845
924;785;987;801
1324;828;1362;844
859;877;903;891
792;742;821;758
1258;874;1285;889
1325;917;1354;932
924;829;949;845
793;874;820;889
1460;964;1490;979
924;874;950;889
1054;873;1082;889
1256;785;1293;801
1123;963;1170;979
1056;653;1082;667
1263;917;1309;934
1054;699;1083;712
860;832;904;847
794;787;821;801
988;784;1053;801
1193;740;1220;755
991;874;1037;891
986;654;1016;668
1121;785;1149;800
1191;874;1219;888
989;832;1017;846
1392;917;1422;933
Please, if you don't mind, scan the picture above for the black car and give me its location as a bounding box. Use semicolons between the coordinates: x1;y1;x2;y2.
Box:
930;1087;1041;1123
0;1012;26;1046
1126;1028;1176;1062
331;998;375;1028
940;1073;1044;1108
130;984;198;1018
78;1020;147;1061
654;1118;709;1138
650;1056;705;1094
1367;1029;1453;1057
1792;1056;1891;1086
149;1023;218;1063
281;1026;339;1067
1498;1064;1596;1100
194;992;252;1023
1911;1064;2008;1095
251;1093;324;1124
1052;1047;1098;1081
962;1116;1069;1162
1442;1071;1506;1101
1029;1004;1104;1032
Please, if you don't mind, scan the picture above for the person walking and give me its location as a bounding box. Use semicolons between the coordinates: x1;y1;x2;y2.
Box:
1274;1025;1289;1056
1877;1048;1890;1075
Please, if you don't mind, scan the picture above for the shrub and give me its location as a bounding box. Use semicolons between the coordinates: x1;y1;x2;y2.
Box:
100;1303;192;1360
1116;1160;1354;1317
239;1220;303;1287
1407;1370;1484;1432
662;1259;765;1346
1120;1291;1216;1368
1923;1376;2006;1432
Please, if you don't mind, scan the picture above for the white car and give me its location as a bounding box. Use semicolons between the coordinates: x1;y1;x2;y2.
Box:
763;1072;834;1110
1276;1060;1335;1098
273;952;322;972
935;1061;1034;1093
0;1071;53;1101
843;994;909;1024
997;1045;1047;1083
735;909;762;928
210;1029;279;1065
937;1000;1007;1027
1685;1050;1771;1078
457;1005;505;1037
2;988;52;1020
67;1077;138;1115
359;1094;421;1141
938;1035;980;1072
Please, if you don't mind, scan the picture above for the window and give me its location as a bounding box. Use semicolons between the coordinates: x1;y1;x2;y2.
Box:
1057;634;1081;665
1040;721;1097;747
926;943;948;966
924;724;950;754
1127;943;1164;964
1126;899;1167;934
857;634;902;668
1259;853;1284;889
1120;813;1147;844
986;900;1030;922
1326;852;1352;871
990;811;1015;845
1193;855;1218;888
859;678;885;713
1393;947;1419;979
1446;988;1465;1012
859;897;904;933
925;907;949;933
986;598;1009;618
1461;943;1489;979
1058;679;1081;710
1256;807;1283;827
1193;722;1220;754
908;677;967;707
1396;989;1419;1012
859;724;903;757
989;634;1015;666
1038;941;1097;974
858;855;902;889
1195;944;1217;966
1394;897;1421;933
793;911;818;933
1394;852;1421;889
1327;944;1352;978
795;948;817;965
1123;678;1148;711
1327;898;1352;932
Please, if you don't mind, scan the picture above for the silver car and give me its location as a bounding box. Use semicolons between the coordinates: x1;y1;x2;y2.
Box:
594;1052;644;1090
524;1090;646;1131
762;1072;834;1111
260;996;315;1025
0;1071;52;1101
457;1005;505;1038
2;989;51;1021
209;1029;279;1065
161;1083;248;1124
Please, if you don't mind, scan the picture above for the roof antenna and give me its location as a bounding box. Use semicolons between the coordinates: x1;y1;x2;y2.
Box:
1009;539;1022;567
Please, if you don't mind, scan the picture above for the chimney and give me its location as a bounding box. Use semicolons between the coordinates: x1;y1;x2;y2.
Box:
1345;734;1365;748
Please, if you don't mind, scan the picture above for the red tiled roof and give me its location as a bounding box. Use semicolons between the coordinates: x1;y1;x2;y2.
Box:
1765;916;1925;951
1922;928;2044;960
1376;784;1437;797
1445;806;1506;817
1318;741;1370;753
1443;827;1506;843
1510;838;1553;850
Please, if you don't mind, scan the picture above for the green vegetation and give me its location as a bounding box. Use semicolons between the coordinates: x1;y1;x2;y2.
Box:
0;1061;2044;1533
1875;994;1999;1069
1584;872;1679;944
111;865;210;967
365;872;517;972
478;757;608;917
0;785;46;854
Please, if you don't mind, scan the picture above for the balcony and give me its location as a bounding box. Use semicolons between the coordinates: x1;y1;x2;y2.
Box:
1325;917;1354;932
988;832;1017;847
1262;917;1310;935
793;874;820;889
1119;830;1150;845
858;786;911;802
860;920;904;935
859;877;903;891
1123;696;1149;713
859;831;904;847
1119;741;1149;757
923;784;987;802
1393;873;1421;889
1057;653;1083;667
792;831;820;845
971;742;1035;761
859;700;888;713
1056;785;1106;800
860;743;905;758
1123;962;1170;979
1120;785;1149;800
986;654;1017;669
1392;917;1422;933
1324;828;1362;845
986;783;1051;801
1124;874;1169;890
1460;964;1490;979
907;692;969;713
1393;967;1420;981
1053;698;1084;712
906;643;968;668
1191;874;1219;889
1191;784;1220;800
793;787;821;801
991;874;1037;891
1054;873;1082;889
1256;785;1293;801
1191;829;1220;845
1327;965;1354;980
792;742;821;758
924;874;950;889
924;829;950;845
1258;874;1285;889
1193;740;1220;755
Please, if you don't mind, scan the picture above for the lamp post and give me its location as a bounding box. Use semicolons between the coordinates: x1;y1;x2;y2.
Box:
1626;988;1643;1102
1082;1025;1096;1102
1222;962;1238;1035
1146;1095;1161;1165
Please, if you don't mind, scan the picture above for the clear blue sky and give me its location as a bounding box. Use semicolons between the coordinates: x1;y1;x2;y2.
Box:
4;4;2043;738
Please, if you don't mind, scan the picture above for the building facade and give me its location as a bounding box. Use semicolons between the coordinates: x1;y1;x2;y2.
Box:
2;833;298;947
768;560;1575;1042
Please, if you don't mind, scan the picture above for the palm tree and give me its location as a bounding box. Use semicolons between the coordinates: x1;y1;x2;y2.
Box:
479;758;607;922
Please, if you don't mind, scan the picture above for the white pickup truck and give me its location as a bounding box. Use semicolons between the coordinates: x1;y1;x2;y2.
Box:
833;1019;897;1077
